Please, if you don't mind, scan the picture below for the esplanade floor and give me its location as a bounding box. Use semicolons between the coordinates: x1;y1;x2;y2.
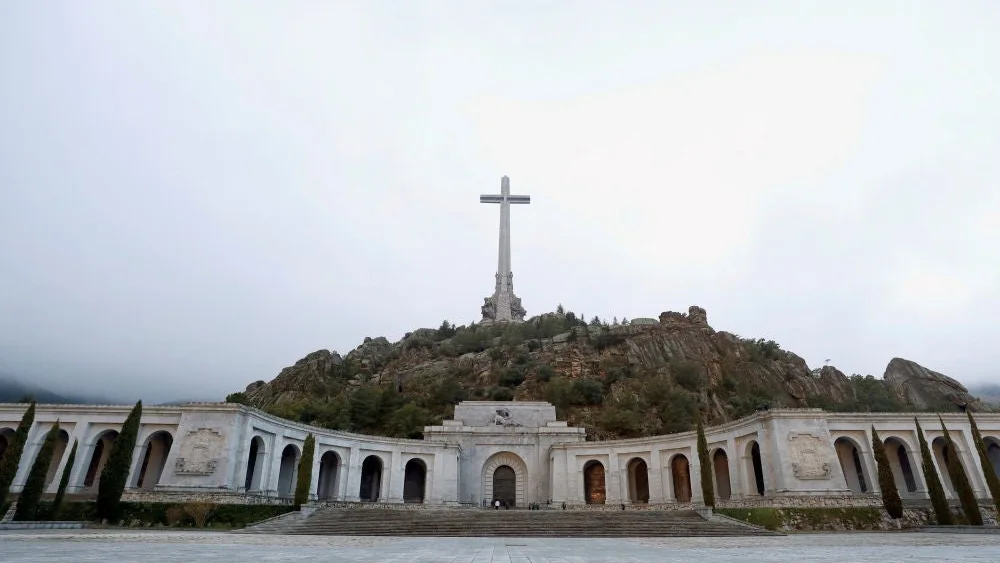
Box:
3;529;1000;562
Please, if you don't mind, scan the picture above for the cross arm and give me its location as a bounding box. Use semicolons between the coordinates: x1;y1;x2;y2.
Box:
480;195;504;203
508;195;530;204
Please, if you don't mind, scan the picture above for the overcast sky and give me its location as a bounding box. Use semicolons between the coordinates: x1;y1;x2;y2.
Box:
1;2;997;403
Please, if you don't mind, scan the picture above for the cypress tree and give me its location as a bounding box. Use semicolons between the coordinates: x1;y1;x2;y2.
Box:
696;416;714;507
96;400;142;523
967;411;1000;514
0;402;36;508
871;426;903;519
14;421;60;521
939;417;982;525
915;418;951;525
50;439;77;520
294;433;316;510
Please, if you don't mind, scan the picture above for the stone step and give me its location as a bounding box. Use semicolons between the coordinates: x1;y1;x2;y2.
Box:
247;508;777;537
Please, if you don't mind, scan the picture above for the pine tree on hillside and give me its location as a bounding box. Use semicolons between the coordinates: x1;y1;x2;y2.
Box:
14;421;60;521
939;417;982;525
871;426;903;519
696;416;714;507
50;439;77;520
294;433;316;510
0;402;36;508
915;418;952;525
96;401;142;523
967;411;1000;514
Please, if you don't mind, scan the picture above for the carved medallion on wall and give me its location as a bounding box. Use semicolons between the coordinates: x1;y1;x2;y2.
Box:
174;428;225;476
788;432;833;480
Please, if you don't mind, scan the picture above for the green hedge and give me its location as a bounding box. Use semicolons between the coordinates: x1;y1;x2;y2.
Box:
34;501;293;528
717;507;886;531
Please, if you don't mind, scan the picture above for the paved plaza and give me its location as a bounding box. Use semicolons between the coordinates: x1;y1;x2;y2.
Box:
2;530;1000;562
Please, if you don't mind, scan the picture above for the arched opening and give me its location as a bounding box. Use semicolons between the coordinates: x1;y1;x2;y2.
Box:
276;444;300;498
135;431;173;490
44;429;71;489
626;458;649;504
403;458;427;503
582;460;606;504
712;449;732;500
834;437;869;494
931;437;956;493
671;454;692;502
493;465;517;507
883;437;918;493
482;452;527;508
359;455;383;502
985;438;1000;479
244;436;266;492
317;451;340;500
83;430;119;489
747;441;765;496
0;428;15;464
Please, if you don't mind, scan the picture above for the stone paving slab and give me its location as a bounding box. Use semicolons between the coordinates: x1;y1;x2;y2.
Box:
1;530;1000;562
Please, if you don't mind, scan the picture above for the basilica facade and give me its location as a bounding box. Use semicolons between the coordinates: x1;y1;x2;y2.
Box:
2;400;999;509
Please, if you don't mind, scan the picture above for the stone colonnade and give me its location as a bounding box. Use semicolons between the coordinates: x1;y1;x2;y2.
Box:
1;403;998;508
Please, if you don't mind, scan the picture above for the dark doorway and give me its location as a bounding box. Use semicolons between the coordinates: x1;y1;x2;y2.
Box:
317;451;340;500
403;459;427;503
671;455;692;502
83;430;119;488
627;458;649;504
750;441;765;496
493;465;516;508
583;460;607;504
244;437;265;491
360;455;383;502
713;449;732;500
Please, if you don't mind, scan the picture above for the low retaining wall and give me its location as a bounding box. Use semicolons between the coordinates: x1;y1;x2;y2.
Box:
717;505;999;532
717;496;884;509
0;521;87;530
121;491;292;506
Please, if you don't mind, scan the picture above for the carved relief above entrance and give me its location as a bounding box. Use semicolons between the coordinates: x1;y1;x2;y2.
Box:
174;428;225;476
788;432;833;480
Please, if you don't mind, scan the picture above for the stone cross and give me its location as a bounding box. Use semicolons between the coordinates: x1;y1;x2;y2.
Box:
480;176;530;322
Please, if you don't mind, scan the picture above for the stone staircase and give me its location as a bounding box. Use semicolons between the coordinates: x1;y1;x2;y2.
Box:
245;507;778;537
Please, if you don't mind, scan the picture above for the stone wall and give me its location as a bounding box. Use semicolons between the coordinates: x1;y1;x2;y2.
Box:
121;490;292;506
717;495;883;509
717;505;999;532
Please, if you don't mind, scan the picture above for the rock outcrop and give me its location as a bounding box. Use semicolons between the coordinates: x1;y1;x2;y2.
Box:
883;357;984;411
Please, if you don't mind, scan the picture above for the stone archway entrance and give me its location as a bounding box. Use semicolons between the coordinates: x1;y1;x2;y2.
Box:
482;451;528;508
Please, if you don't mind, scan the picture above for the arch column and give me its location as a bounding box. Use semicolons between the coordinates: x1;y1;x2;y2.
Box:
726;437;745;500
344;446;362;501
265;435;285;497
647;449;665;503
386;451;404;503
65;423;92;493
605;452;622;503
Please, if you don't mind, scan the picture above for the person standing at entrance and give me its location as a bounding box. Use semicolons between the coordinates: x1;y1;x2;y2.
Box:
494;499;500;510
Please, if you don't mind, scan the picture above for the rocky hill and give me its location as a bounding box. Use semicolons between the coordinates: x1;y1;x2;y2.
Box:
229;306;990;440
